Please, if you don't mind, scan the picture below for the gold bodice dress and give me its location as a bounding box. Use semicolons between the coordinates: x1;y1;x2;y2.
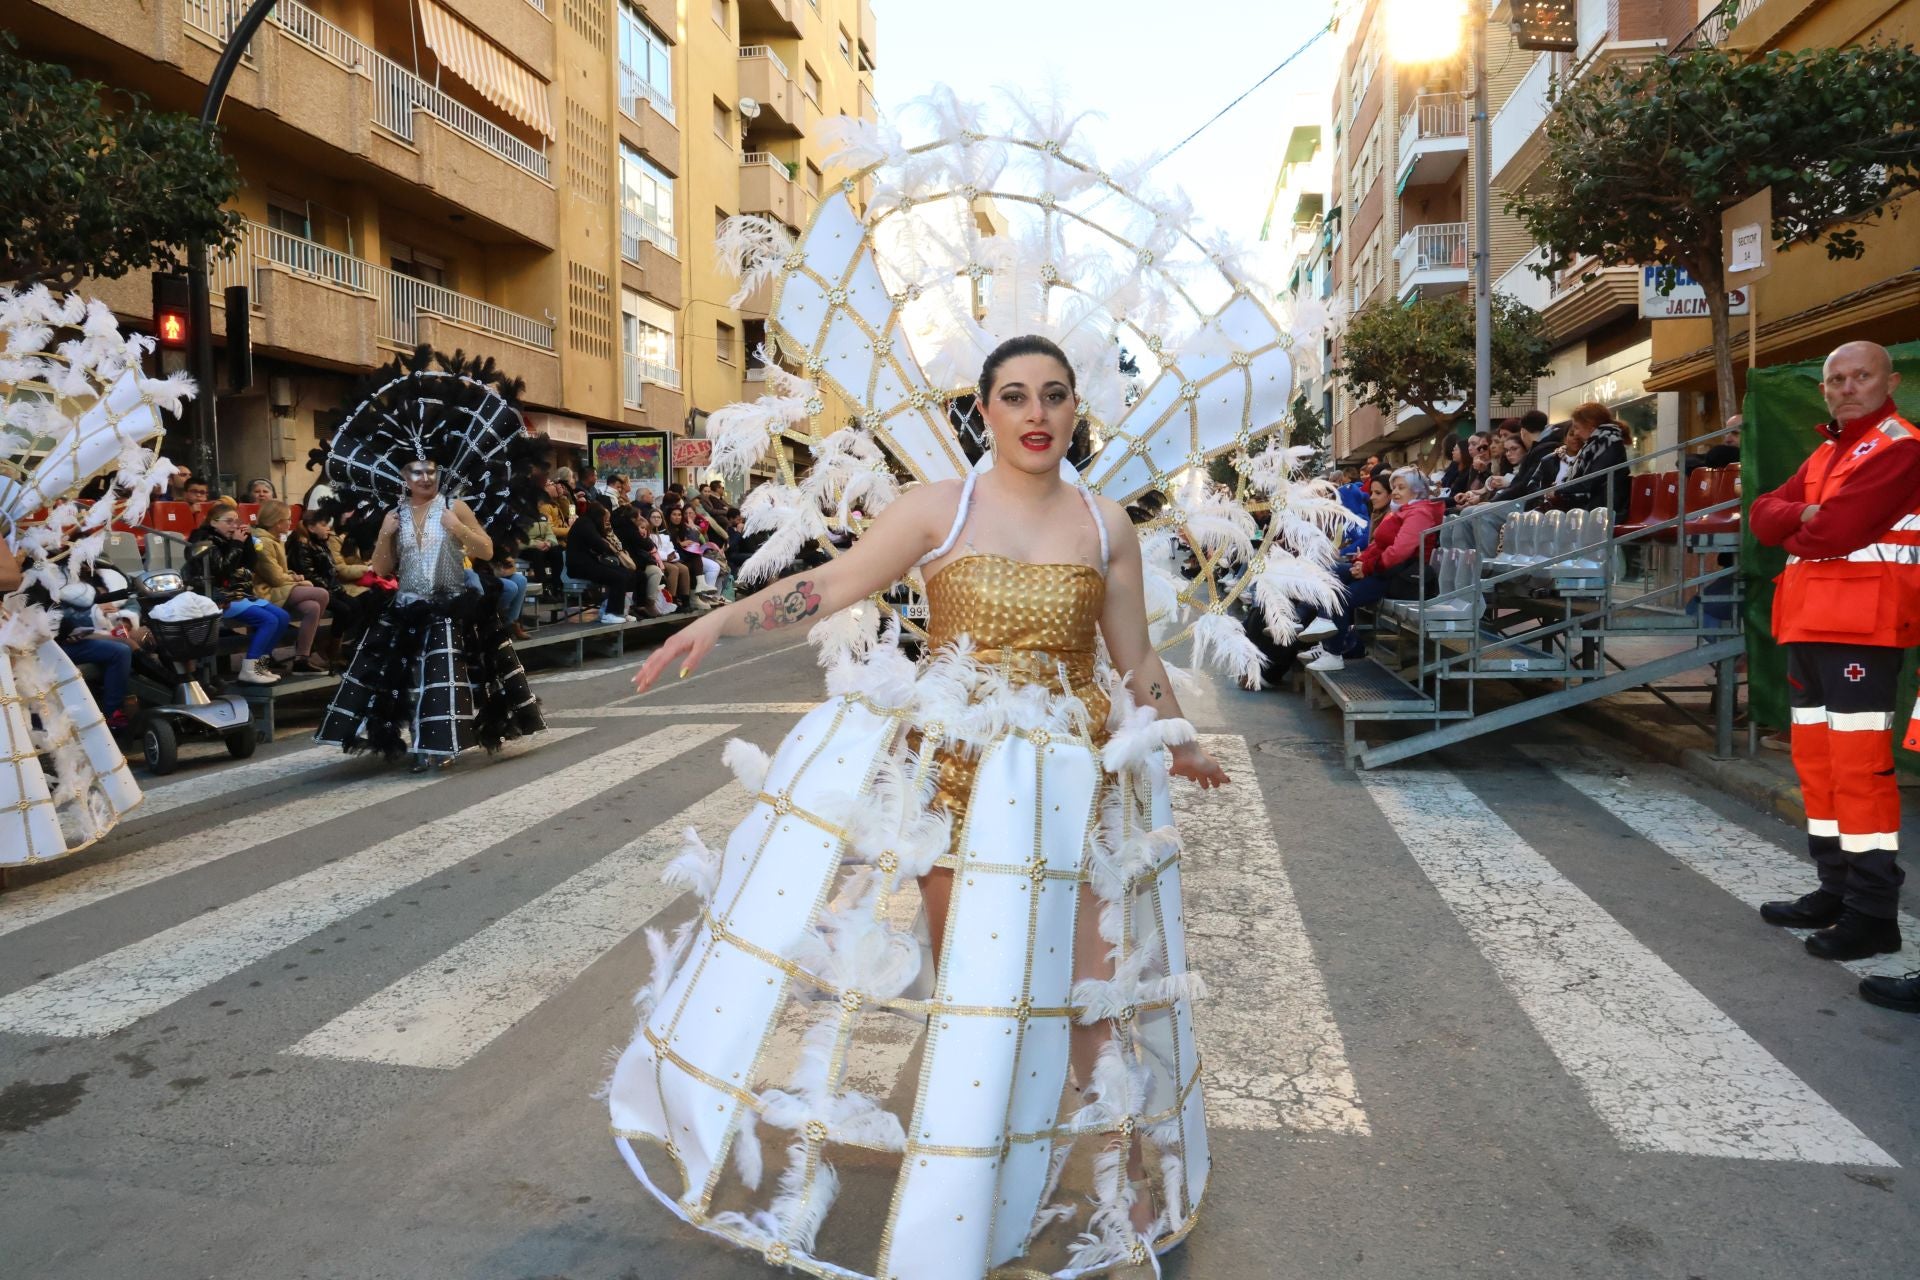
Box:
609;506;1209;1280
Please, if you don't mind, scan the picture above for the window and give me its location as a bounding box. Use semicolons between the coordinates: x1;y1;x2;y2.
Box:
712;0;729;30
618;3;674;121
620;144;677;258
838;26;852;64
266;201;310;240
716;206;731;237
388;244;447;287
713;97;733;144
804;161;822;197
802;63;822;104
622;290;679;397
716;321;736;364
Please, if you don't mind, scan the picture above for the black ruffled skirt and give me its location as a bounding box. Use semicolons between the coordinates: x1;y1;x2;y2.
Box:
315;588;544;760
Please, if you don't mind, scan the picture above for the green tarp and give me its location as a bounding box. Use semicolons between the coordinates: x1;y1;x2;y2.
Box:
1740;340;1920;771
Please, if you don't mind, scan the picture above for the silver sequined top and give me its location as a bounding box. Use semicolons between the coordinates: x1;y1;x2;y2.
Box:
396;493;467;601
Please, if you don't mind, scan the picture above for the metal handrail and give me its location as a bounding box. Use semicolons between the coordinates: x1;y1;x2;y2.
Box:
742;151;792;173
1396;223;1468;271
621;209;680;260
1674;0;1764;53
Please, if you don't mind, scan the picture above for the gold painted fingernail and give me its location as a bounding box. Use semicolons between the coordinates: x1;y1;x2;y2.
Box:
679;666;691;678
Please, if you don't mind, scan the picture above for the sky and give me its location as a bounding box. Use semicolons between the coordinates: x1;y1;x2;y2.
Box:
871;0;1340;260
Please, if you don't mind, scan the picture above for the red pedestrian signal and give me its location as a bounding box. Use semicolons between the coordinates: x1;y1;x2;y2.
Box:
152;272;192;351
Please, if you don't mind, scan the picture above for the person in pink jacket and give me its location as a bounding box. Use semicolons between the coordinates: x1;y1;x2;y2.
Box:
1305;466;1446;671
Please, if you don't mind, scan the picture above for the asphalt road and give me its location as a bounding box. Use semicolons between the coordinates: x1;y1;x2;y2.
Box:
2;630;1915;1280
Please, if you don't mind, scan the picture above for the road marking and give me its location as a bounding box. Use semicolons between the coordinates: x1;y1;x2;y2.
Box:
532;657;645;685
1534;753;1920;979
1183;734;1370;1135
289;785;755;1068
0;731;589;942
1363;768;1896;1166
550;702;817;719
135;745;342;820
0;724;735;1039
614;639;811;704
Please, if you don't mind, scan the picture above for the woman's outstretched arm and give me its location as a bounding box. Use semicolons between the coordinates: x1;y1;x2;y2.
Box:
633;481;956;693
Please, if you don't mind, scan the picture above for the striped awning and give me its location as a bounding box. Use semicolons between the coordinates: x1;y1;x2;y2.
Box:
418;0;554;139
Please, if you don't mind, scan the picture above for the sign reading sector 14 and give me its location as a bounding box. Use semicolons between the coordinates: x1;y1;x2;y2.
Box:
1640;266;1750;320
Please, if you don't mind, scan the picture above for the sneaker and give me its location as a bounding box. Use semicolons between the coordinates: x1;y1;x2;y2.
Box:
106;710;132;731
237;662;280;685
597;612;629;624
1299;615;1338;641
1304;649;1346;672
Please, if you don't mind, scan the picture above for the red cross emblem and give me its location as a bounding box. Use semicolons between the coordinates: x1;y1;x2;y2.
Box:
1852;439;1877;457
1845;662;1868;682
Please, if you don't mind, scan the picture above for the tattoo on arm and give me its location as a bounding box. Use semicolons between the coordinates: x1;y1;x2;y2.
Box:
1149;681;1163;701
743;579;823;633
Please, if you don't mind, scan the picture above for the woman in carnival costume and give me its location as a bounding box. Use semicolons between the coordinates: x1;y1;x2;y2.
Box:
313;347;545;771
0;286;186;867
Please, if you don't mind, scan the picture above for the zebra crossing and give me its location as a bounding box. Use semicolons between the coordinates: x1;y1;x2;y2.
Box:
0;704;1905;1172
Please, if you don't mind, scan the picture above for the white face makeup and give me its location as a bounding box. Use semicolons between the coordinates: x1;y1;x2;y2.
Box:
405;462;441;497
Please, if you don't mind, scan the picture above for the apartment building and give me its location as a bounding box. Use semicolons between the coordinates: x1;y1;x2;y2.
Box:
1636;0;1920;429
1262;121;1335;434
1324;1;1537;465
12;0;877;496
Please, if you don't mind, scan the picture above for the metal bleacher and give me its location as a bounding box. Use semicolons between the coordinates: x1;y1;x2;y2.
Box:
1305;430;1746;768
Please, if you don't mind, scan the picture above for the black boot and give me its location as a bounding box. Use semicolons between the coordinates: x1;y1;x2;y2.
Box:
1805;909;1902;961
1759;889;1843;927
1860;970;1920;1013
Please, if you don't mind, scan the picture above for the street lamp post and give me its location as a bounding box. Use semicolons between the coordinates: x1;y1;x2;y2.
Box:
184;0;281;488
1470;12;1492;437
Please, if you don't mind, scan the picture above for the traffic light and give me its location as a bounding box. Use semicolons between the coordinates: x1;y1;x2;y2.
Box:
152;273;191;350
225;285;253;391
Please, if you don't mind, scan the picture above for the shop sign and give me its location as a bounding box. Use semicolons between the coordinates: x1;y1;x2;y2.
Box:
671;438;713;469
1640;266;1749;320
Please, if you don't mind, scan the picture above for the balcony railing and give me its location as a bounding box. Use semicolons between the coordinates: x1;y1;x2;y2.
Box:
621;208;679;260
1400;92;1467;146
742;150;792;176
1674;0;1765;52
209;218;555;351
183;0;551;182
624;354;681;405
738;44;791;78
1397;223;1468;273
620;68;676;123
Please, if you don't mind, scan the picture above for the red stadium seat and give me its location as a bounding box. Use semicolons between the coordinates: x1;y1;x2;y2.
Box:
1615;470;1679;540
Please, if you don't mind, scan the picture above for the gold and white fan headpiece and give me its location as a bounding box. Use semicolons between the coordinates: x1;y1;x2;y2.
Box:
707;91;1353;683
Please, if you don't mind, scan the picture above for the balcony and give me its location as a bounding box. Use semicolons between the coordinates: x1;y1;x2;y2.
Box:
620;214;684;309
182;0;557;244
738;46;802;137
739;0;806;39
1495;246;1554;313
623;356;687;430
200;218;560;399
1539;258;1642;346
1397;93;1468;190
1395;223;1469;299
618;78;681;177
740;152;804;231
1489;52;1553;192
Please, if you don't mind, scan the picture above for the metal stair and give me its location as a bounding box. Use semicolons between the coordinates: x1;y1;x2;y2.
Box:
1307;430;1747;768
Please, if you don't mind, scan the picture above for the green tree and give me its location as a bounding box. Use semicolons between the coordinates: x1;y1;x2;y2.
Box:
1334;292;1551;434
1507;40;1920;422
0;33;242;292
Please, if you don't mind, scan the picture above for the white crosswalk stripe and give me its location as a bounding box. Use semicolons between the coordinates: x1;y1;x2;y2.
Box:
1534;752;1920;979
0;731;587;943
549;702;817;718
0;723;734;1039
1362;768;1896;1166
289;783;754;1068
134;745;343;820
1183;734;1369;1134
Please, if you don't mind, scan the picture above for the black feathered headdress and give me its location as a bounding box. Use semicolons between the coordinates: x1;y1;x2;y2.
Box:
316;346;544;543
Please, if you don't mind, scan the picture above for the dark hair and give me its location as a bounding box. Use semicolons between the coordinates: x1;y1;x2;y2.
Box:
1495;417;1522;435
979;334;1076;400
582;503;611;532
1520;409;1549;433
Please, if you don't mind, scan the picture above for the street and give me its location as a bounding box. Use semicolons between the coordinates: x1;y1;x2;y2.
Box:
2;631;1915;1280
